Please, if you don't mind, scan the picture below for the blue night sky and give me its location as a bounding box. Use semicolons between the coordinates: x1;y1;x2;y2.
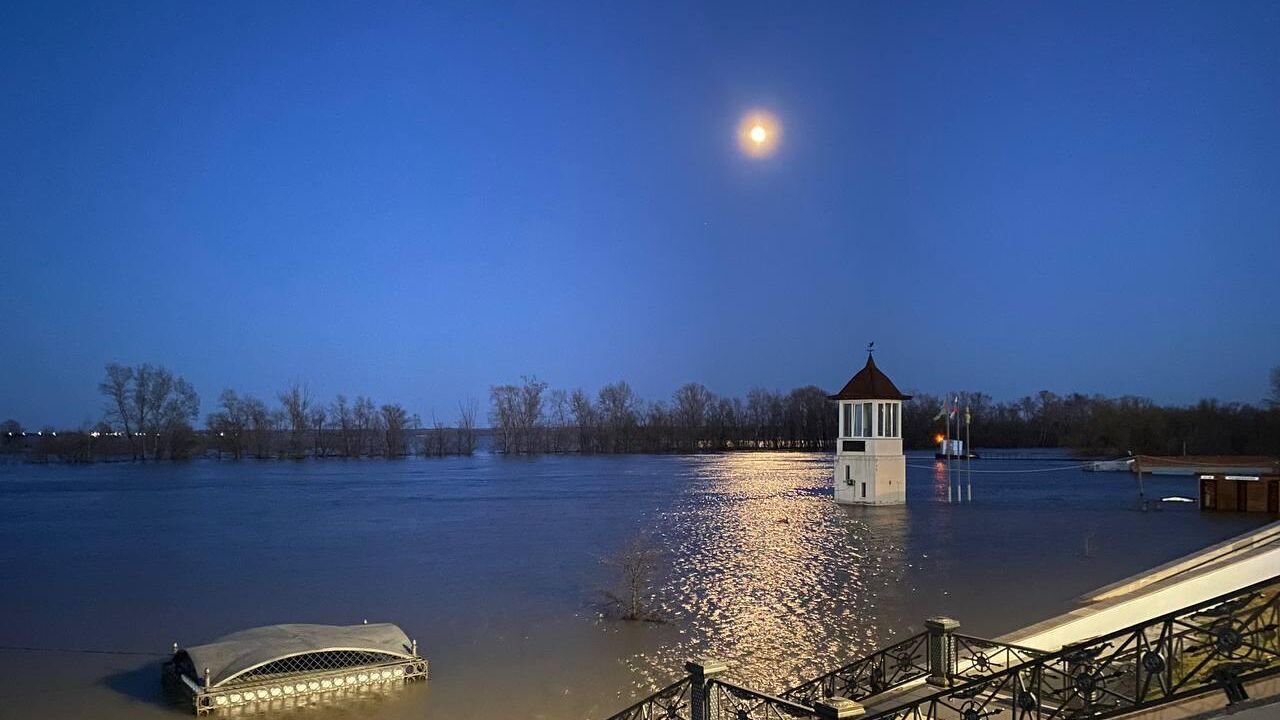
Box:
2;1;1278;427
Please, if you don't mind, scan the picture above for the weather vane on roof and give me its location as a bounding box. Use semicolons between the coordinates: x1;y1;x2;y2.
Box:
867;341;875;356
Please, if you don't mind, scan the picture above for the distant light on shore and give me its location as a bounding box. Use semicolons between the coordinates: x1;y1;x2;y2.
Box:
738;109;781;158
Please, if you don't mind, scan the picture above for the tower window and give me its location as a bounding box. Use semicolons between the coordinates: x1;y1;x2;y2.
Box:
842;403;852;437
862;403;873;438
861;482;866;498
877;403;885;436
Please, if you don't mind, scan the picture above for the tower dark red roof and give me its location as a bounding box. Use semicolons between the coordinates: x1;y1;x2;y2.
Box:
829;355;912;401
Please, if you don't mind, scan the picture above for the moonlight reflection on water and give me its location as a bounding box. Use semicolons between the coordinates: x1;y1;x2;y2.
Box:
623;453;905;692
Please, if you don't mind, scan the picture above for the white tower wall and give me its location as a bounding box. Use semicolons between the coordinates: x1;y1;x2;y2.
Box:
833;398;907;505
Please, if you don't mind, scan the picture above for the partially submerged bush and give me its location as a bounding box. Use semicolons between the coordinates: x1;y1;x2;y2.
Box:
602;534;665;623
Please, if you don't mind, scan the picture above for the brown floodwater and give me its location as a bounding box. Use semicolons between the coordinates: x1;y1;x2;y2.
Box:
0;452;1265;720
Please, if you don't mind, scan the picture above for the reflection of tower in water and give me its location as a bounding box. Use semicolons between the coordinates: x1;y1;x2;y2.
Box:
833;500;913;640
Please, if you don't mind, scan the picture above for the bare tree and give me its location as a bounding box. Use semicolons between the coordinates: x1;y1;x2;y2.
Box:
422;412;448;457
1269;366;1280;408
570;389;596;453
330;394;353;457
99;363;137;459
488;384;519;453
99;363;199;460
598;381;639;453
547;389;570;453
243;395;275;459
381;403;409;456
353;396;376;456
517;376;547;453
309;405;328;457
278;383;312;459
602;535;664;622
673;382;714;452
206;389;250;459
456;399;477;455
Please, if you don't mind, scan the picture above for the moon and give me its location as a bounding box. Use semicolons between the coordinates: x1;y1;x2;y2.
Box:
738;110;781;158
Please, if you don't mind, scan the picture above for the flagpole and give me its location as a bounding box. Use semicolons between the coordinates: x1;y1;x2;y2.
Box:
966;404;972;502
946;395;953;501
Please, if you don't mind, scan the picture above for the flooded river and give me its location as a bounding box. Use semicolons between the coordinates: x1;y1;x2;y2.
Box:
0;452;1265;719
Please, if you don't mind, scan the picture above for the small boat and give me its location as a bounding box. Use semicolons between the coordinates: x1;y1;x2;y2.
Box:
935;438;979;460
163;622;428;715
1083;458;1134;472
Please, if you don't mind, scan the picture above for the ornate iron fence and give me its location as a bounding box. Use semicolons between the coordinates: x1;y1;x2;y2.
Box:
711;679;818;719
781;632;930;706
603;677;695;720
866;576;1280;719
951;634;1044;682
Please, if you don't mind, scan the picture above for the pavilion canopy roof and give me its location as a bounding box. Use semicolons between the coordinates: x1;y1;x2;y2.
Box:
829;355;911;401
183;623;415;688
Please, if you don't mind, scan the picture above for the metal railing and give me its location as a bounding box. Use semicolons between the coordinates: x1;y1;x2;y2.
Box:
865;575;1280;719
951;634;1044;682
604;574;1280;720
781;632;930;706
711;679;817;719
603;676;694;720
603;627;1046;720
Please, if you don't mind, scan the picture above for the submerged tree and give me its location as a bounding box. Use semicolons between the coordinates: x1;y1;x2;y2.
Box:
456;399;478;455
279;383;313;459
380;403;410;456
206;389;251;459
98;362;199;460
601;535;664;623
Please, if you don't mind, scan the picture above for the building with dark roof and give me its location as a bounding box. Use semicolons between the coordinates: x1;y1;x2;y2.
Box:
832;354;909;505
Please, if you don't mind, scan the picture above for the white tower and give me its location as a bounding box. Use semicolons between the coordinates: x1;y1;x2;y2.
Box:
830;352;909;505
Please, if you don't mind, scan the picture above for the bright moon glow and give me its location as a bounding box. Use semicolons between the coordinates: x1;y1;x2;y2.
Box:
737;110;781;158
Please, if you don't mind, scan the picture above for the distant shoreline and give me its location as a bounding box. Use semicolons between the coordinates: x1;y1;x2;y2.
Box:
0;437;1115;466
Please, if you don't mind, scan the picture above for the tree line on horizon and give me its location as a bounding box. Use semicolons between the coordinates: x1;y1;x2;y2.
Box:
2;363;1278;463
903;387;1280;458
487;373;1280;458
488;376;836;454
0;362;478;462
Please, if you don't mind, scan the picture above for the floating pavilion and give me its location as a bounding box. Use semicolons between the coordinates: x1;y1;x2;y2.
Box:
163;623;428;715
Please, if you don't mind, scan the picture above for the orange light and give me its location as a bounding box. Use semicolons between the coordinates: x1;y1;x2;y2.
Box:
934;434;945;444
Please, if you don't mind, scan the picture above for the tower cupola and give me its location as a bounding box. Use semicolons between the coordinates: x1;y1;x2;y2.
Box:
830;351;910;505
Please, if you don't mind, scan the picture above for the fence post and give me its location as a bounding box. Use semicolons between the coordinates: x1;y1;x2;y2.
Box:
686;658;727;720
814;697;866;719
925;617;960;687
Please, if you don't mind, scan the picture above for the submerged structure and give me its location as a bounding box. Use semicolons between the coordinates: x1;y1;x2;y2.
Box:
163;623;428;715
830;352;910;505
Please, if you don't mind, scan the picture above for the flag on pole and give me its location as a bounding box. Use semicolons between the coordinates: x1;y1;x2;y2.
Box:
932;401;947;421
